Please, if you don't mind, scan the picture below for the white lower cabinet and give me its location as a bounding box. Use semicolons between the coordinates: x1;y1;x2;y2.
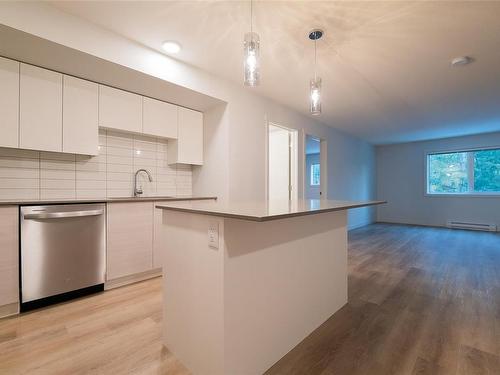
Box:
106;202;154;280
0;206;19;317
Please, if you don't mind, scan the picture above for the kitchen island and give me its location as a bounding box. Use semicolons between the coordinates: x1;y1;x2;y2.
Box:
155;199;385;374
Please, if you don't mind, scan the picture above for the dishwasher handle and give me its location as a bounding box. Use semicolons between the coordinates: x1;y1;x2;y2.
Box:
23;209;104;220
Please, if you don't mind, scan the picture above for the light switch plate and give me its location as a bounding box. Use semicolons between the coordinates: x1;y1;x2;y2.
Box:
208;221;219;249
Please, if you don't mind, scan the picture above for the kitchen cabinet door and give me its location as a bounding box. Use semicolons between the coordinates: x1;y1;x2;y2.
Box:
0;206;19;312
143;97;178;139
0;57;19;148
167;107;203;165
63;75;99;155
19;64;63;152
98;85;142;133
107;202;153;280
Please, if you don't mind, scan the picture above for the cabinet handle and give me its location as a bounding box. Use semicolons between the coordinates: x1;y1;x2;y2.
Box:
24;209;104;219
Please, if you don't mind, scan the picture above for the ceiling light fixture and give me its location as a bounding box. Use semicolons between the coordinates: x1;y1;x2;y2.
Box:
451;56;473;67
243;0;260;86
309;29;323;115
162;41;181;54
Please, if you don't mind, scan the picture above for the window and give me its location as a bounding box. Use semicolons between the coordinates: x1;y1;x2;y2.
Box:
310;163;320;186
427;148;500;194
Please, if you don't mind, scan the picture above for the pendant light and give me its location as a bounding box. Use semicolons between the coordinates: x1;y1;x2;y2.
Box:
309;29;323;115
244;0;260;86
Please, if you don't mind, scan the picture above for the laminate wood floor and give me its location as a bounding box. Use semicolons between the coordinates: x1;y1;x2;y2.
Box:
267;223;500;375
1;223;499;374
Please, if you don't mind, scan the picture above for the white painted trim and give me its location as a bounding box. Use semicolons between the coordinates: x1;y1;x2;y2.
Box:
302;131;328;200
267;121;299;201
104;268;161;290
0;302;19;319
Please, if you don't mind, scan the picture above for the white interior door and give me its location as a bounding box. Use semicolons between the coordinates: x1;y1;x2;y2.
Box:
268;124;297;201
269;125;290;201
304;133;327;200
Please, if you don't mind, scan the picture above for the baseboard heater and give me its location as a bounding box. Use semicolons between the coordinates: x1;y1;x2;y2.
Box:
446;220;497;232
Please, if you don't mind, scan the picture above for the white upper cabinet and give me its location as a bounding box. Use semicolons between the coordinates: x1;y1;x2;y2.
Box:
168;107;203;165
99;85;142;133
143;97;178;139
0;57;19;149
63;76;99;155
19;63;63;152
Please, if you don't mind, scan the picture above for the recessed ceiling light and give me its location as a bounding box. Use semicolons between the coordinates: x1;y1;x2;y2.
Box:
451;56;473;67
162;41;181;54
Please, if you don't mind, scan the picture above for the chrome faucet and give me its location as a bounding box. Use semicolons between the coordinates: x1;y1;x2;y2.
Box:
134;169;153;197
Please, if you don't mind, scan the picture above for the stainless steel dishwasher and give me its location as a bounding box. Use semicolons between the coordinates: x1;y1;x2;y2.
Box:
20;203;106;311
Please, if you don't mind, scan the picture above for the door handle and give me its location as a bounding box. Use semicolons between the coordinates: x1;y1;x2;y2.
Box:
24;209;104;220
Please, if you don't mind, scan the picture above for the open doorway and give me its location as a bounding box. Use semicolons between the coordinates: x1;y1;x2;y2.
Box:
267;123;298;201
304;134;327;199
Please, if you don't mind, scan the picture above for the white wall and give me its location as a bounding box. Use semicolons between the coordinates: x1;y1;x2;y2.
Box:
0;2;377;229
377;131;500;228
305;153;321;199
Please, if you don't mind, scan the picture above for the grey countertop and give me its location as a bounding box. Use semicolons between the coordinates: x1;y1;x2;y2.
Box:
156;199;386;222
0;196;217;206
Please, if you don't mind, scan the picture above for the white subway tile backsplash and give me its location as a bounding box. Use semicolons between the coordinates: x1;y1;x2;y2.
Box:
41;169;75;180
0;157;39;169
0;129;193;200
106;155;133;165
0;188;39;200
76;170;106;181
134;158;157;168
133;149;157;160
107;180;133;190
40;160;76;171
0;168;39;179
76;189;106;199
0;178;39;189
41;179;76;190
106;189;132;198
40;189;76;200
107;146;133;157
76;179;106;190
76;162;107;173
107;172;132;182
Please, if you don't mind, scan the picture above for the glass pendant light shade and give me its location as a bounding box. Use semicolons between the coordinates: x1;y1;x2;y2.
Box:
310;77;322;115
244;32;260;86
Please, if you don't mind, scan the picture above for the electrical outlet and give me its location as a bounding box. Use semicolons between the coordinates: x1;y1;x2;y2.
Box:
208;221;219;249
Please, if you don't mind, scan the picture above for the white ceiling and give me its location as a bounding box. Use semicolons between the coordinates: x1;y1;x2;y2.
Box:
48;1;500;144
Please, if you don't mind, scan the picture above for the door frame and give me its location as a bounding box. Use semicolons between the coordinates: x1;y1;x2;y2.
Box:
302;131;328;200
266;121;298;201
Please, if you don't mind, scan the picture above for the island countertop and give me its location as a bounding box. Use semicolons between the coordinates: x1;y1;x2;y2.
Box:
156;199;386;222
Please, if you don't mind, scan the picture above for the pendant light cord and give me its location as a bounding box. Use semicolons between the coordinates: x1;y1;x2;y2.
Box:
314;38;317;80
250;0;253;34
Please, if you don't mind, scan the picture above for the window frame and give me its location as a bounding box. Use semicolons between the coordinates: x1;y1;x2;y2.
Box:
425;145;500;197
310;163;320;186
